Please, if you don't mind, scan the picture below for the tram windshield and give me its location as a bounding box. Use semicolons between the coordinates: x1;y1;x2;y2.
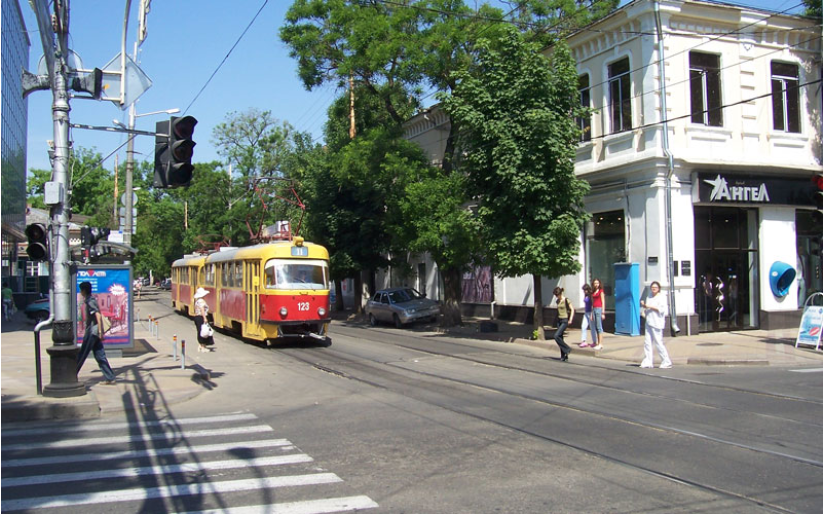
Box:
264;259;329;290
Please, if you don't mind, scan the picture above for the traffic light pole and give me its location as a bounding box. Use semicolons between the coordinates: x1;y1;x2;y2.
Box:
41;2;85;398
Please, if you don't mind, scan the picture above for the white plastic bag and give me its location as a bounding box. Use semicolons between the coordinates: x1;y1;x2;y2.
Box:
200;323;214;338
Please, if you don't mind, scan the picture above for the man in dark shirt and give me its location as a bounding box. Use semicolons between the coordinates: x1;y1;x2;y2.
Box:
77;281;116;384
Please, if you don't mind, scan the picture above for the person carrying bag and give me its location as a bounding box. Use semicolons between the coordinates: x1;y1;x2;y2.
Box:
193;288;215;352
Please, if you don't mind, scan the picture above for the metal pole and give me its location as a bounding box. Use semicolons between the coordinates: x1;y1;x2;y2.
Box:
34;331;43;396
42;0;85;398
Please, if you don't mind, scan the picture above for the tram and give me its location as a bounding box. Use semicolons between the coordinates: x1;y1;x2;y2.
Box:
171;237;332;343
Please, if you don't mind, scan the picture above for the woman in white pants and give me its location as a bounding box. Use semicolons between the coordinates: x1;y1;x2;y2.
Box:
640;282;672;369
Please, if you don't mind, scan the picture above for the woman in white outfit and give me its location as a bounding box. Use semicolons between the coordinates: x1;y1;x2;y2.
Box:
640;281;672;369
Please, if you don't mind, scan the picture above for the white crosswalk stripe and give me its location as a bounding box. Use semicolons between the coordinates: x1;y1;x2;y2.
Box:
2;412;378;513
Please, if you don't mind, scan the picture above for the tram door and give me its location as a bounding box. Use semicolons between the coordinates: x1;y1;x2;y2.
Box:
245;260;262;337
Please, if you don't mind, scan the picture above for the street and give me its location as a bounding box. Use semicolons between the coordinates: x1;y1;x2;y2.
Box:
3;291;823;513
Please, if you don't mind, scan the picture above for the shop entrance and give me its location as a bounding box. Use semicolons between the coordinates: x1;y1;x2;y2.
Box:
694;207;759;332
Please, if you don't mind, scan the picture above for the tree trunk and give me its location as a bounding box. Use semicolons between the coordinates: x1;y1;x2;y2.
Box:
533;274;545;340
334;277;344;311
440;267;463;327
354;273;364;314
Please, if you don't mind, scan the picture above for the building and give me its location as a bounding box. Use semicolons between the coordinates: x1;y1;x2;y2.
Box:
1;0;30;288
398;0;821;334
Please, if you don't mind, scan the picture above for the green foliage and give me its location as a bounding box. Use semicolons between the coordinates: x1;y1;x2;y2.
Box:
444;30;590;280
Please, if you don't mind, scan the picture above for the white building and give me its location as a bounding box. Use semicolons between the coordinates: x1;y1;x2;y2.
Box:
395;0;822;334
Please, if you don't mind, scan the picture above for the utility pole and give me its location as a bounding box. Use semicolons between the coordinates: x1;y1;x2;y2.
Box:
34;0;85;397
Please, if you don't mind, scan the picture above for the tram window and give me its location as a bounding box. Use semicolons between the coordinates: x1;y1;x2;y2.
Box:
235;262;244;287
264;259;328;290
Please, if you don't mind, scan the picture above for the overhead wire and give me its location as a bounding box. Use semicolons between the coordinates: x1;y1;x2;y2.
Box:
182;0;269;115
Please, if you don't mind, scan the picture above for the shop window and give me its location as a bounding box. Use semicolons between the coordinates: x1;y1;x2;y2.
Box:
689;52;723;127
796;210;822;305
578;74;591;142
771;61;800;133
608;58;632;134
586;210;626;310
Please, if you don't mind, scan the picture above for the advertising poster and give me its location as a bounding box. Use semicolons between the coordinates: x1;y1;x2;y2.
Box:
796;305;823;350
75;265;133;348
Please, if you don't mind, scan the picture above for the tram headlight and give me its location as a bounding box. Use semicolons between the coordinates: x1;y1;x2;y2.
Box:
279;307;288;317
318;307;326;317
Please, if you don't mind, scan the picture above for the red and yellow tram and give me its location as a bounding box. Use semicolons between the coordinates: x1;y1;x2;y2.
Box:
171;237;331;342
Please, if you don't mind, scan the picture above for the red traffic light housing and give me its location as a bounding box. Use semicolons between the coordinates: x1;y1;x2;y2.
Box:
813;172;823;209
25;223;49;262
154;116;197;188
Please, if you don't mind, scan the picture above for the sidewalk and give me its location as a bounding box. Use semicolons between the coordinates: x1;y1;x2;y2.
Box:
434;316;823;367
4;311;823;423
1;311;211;423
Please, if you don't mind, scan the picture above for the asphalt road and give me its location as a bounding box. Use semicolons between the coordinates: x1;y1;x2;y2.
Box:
6;291;822;513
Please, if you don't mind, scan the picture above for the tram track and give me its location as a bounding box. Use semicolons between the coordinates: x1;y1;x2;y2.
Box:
278;326;823;513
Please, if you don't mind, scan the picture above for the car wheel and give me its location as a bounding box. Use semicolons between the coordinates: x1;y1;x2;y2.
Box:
369;313;378;327
393;314;403;329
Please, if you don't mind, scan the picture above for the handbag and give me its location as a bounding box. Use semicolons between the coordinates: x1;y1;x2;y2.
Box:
200;323;214;338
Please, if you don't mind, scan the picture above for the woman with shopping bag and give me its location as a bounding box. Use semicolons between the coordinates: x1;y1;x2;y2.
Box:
193;287;215;352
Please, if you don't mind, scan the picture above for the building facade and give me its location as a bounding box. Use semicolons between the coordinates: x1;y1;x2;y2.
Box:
398;0;821;333
1;0;30;284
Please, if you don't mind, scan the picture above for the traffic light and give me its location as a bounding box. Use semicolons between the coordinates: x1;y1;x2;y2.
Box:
81;227;110;247
813;172;823;210
25;223;49;261
154;115;197;188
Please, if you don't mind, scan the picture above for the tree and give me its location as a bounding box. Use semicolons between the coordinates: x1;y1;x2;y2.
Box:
444;30;590;339
211;109;305;245
281;0;617;324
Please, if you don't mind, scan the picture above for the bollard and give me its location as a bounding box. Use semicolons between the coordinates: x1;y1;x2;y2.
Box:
155;320;160;340
173;334;178;361
181;339;186;369
148;315;153;333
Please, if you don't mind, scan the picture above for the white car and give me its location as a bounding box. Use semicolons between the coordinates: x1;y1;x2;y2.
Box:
365;288;440;328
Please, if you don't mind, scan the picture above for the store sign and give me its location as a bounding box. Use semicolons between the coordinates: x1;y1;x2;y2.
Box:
696;173;815;206
704;175;770;203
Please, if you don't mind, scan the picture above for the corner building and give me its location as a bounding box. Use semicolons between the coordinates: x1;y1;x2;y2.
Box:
399;0;821;334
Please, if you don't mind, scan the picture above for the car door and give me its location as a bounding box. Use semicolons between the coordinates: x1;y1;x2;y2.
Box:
375;293;392;321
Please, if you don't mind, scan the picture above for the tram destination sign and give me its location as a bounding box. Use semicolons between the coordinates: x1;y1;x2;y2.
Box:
695;173;816;206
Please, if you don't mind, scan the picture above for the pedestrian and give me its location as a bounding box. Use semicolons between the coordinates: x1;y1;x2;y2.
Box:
134;278;142;300
2;281;13;320
579;284;597;347
552;287;573;362
194;287;214;352
76;281;116;384
640;281;672;369
591;278;605;350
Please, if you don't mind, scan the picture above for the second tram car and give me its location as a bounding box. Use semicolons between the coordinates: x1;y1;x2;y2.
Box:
171;237;332;343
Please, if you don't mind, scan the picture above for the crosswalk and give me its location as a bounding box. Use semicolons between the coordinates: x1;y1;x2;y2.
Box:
2;412;378;513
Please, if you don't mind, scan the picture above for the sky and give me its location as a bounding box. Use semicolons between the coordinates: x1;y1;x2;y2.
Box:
21;0;806;174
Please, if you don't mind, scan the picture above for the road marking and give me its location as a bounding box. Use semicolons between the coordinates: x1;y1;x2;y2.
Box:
1;425;273;451
2;412;259;437
1;473;343;511
1;438;293;467
789;367;823;373
177;495;380;514
2;453;314;487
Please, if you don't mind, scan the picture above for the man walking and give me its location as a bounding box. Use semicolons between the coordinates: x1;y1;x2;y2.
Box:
77;281;116;384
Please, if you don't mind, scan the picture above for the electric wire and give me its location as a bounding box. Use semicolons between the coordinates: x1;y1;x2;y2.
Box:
182;0;269;115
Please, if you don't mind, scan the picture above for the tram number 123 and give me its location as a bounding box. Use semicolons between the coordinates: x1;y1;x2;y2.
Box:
297;302;310;311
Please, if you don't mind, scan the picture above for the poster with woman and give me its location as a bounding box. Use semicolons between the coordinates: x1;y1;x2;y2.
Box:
75;265;134;348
